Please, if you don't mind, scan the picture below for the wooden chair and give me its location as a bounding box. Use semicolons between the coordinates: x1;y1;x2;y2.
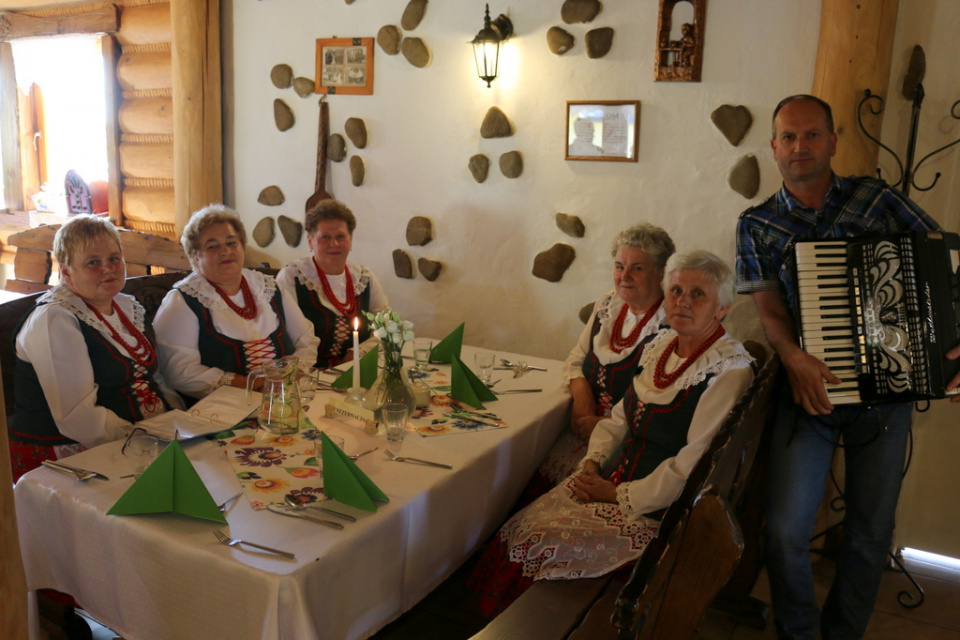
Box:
0;292;44;430
471;351;781;640
1;365;29;640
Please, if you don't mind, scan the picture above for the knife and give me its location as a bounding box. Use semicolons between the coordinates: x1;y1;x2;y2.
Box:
302;504;357;522
494;389;542;395
41;459;110;481
391;454;453;469
267;505;344;529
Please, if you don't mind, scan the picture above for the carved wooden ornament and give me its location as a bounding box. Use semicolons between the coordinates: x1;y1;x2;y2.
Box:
655;0;707;82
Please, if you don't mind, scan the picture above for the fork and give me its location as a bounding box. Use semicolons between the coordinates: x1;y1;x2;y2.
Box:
212;530;295;559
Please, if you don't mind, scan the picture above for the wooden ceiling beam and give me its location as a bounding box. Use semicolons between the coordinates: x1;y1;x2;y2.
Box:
0;6;119;41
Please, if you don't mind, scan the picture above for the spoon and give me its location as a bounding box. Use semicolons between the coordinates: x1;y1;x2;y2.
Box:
284;494;357;522
350;446;378;460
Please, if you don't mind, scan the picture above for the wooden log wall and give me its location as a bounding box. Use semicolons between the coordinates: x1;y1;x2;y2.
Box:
115;1;176;238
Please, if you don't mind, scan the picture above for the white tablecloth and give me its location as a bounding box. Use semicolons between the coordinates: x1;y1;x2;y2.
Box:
15;345;569;640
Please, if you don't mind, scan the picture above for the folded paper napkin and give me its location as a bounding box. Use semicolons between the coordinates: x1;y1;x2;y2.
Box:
450;355;498;409
108;439;226;523
331;345;380;390
320;431;388;511
429;323;464;364
223;428;387;512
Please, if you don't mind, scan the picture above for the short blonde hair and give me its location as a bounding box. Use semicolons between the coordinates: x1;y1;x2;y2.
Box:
181;204;247;269
53;215;122;267
611;223;676;270
305;199;357;235
663;250;735;308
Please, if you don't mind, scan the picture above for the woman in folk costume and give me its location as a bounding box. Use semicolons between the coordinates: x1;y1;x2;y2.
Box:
153;204;319;400
277;199;388;369
470;250;755;616
10;215;181;481
536;223;675;488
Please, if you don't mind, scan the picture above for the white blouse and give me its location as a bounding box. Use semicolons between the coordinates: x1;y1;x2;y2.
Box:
153;269;320;399
276;257;388;316
561;290;666;385
585;329;755;519
15;286;182;448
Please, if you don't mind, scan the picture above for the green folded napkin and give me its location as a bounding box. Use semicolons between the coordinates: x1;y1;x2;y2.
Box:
450;355;498;410
430;323;464;363
331;344;380;390
108;439;226;523
321;431;388;511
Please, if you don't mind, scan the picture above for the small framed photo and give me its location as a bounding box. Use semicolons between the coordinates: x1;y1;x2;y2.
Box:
565;100;640;162
315;37;375;95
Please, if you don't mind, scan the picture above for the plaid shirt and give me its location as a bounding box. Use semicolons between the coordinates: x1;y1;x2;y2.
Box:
735;174;940;314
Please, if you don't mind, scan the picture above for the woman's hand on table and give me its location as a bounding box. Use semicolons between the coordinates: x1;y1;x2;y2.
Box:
572;460;617;504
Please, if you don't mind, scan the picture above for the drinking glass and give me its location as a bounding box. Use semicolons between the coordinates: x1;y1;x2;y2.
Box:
381;403;409;454
314;432;345;479
413;338;433;371
298;367;319;410
474;351;496;384
123;432;160;478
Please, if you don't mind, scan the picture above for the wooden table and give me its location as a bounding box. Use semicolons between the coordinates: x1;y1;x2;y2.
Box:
15;345;569;640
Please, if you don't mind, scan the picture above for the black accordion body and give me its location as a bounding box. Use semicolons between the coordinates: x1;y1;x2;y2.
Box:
793;230;960;405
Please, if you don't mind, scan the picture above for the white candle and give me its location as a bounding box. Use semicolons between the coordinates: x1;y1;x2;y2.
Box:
352;316;360;390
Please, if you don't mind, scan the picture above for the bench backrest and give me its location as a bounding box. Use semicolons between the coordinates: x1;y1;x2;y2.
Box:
610;353;780;639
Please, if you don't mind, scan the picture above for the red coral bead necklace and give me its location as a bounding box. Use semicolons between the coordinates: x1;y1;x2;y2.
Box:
652;324;726;389
86;301;157;369
609;297;663;354
314;258;357;317
211;276;258;320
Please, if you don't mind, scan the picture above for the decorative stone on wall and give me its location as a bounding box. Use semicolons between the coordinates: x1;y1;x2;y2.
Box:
406;216;433;246
586;27;614;58
481;107;513;138
532;243;576;282
556;213;585;238
711;104;753;146
278;214;303;247
274;99;294;131
270;64;293;89
401;0;428;30
729;154;760;199
562;0;602;23
293;77;315;98
401;37;431;68
499;151;523;178
345;118;368;148
547;27;575;55
253;217;276;248
257;185;285;205
377;25;402;55
418;257;442;281
469;154;490;183
392;249;414;279
350;156;365;186
328;134;347;162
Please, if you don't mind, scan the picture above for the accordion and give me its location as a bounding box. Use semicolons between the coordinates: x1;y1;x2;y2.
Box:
793;230;960;405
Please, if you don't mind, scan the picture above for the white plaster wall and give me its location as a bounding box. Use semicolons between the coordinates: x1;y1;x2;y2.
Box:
224;0;821;361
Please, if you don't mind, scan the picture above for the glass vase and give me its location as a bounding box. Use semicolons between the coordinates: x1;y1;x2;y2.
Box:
364;365;417;419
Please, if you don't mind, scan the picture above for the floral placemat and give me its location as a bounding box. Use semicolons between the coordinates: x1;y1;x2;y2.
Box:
214;418;330;511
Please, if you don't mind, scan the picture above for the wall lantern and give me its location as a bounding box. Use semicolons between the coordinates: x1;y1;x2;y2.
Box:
471;4;513;87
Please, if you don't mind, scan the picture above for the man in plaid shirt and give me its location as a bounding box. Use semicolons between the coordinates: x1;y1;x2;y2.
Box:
735;94;960;640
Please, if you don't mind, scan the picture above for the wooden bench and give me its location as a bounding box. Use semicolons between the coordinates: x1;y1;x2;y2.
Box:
4;225;190;294
471;352;781;640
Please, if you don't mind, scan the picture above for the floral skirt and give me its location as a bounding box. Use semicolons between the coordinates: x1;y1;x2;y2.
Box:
469;476;659;616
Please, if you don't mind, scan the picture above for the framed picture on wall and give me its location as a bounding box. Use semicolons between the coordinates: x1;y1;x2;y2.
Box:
315;37;375;95
565;101;640;162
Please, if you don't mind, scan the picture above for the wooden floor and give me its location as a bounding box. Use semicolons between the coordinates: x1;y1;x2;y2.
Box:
369;553;960;640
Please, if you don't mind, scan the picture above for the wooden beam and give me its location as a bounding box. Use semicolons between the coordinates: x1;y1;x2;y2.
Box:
811;0;899;177
171;0;222;233
0;7;119;41
0;43;21;211
102;35;123;226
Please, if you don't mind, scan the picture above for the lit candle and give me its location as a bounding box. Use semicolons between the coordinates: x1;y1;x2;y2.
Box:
352;316;361;390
